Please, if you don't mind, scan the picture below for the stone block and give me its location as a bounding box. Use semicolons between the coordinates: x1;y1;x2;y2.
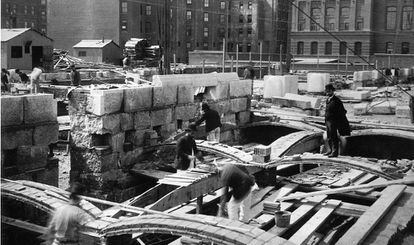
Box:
396;105;411;118
120;113;134;131
353;103;369;115
222;114;236;125
153;74;218;87
16;145;49;172
230;98;248;113
73;150;118;174
23;94;57;124
177;86;194;104
134;111;151;129
220;130;234;143
284;93;321;109
161;123;177;138
175;105;197;120
210;100;231;115
110;132;125;153
123;86;153;112
126;130;147;147
237;111;251;125
370;101;396;115
86;89;124;116
1;128;33;150
33;123;59;145
87;114;121;134
153;86;177;107
271;96;312;109
151;108;173;126
71;131;93;149
1;95;24;126
229;79;252;98
337;90;371;101
205;81;229;101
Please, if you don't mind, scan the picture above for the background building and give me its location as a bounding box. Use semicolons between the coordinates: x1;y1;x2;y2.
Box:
73;40;122;65
1;0;47;33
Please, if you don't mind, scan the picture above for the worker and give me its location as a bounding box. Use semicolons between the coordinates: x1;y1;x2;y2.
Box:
174;124;204;171
30;66;43;93
1;69;10;92
8;69;22;83
122;56;131;71
45;182;93;245
218;164;258;223
195;103;222;142
324;84;350;157
16;69;30;83
70;64;81;86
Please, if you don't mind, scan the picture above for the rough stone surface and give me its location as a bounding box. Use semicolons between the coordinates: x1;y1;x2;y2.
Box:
33;123;59;145
120;113;134;131
230;98;248;113
175;105;197;120
337;90;371;101
87;114;121;134
153;74;218;87
271;96;312;109
396;105;411;118
151;108;173;126
110;132;125;153
370;101;397;115
1;128;33;150
16;145;49;172
120;147;144;167
177;86;194;104
161;123;177;138
86;89;124;116
134;111;151;129
222;114;236;125
153;86;177;107
71;132;93;149
205;81;229;101
229;79;252;98
284;93;321;109
23;94;57;124
220;130;234;143
72;150;118;174
123;86;153;112
1;95;24;126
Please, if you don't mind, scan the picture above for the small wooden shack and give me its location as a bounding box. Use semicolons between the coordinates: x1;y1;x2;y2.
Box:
73;39;122;65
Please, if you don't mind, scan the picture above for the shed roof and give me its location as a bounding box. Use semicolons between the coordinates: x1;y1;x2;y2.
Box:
1;28;53;42
73;39;119;49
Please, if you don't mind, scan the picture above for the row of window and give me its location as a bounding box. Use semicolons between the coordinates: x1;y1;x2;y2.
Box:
121;2;152;15
182;41;253;52
4;3;44;15
386;6;413;30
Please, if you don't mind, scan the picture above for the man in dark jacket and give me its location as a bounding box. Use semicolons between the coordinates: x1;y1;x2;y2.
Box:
70;64;81;86
195;103;222;142
174;124;204;171
324;84;351;157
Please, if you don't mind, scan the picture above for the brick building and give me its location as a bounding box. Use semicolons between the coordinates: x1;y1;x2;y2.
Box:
290;0;414;69
1;0;47;33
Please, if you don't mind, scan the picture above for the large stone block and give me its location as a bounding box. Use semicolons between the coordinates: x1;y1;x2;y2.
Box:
370;101;396;115
110;132;125;153
220;130;234;143
230;98;248;113
128;130;149;146
120;113;134;131
153;86;177;107
230;79;252;98
33;123;59;145
134;111;151;129
210;100;231;115
284;93;321;109
353;103;369;115
222;114;236;125
337;90;371;101
177;86;194;104
86;89;124;116
72;150;118;174
271;96;312;109
71;131;93;149
153;74;218;87
161;123;177;138
87;114;121;134
16;145;49;172
23;94;57;124
396;105;411;118
123;86;153;112
205;81;229;101
1;95;24;126
175;105;197;121
1;128;33;150
151;108;173;126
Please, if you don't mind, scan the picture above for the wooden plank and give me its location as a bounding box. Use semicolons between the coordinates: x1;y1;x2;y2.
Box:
130;169;171;180
352;173;376;185
169;188;224;214
1;215;47;234
289;200;341;245
331;169;365;188
268;195;327;236
354;177;387;195
251;186;275;207
336;185;406;245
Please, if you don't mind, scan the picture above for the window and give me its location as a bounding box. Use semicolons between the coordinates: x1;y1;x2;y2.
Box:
340;22;349;30
238;28;244;37
121;2;127;13
187;42;191;48
5;3;9;13
146;5;151;15
386;42;393;53
187;0;192;4
204;12;209;22
326;22;334;30
340;7;349;17
297;42;304;55
354;42;362;55
311;42;318;55
401;6;413;30
41;28;46;33
31;6;35;15
204;27;209;37
239;15;244;23
311;22;318;31
203;42;208;49
247;27;252;37
186;11;192;20
239;2;243;9
246;43;251;52
12;4;17;14
356;20;364;30
356;0;364;17
402;42;410;54
238;44;243;52
5;20;10;28
11;46;23;58
186;28;192;36
78;51;87;57
386;7;397;30
326;7;335;17
31;22;35;28
247;14;252;23
41;0;46;5
298;22;305;31
145;22;151;33
325;42;332;55
204;0;209;7
121;20;127;30
24;5;28;14
220;14;225;23
340;41;347;55
248;1;252;9
218;28;225;37
220;1;226;9
177;41;181;47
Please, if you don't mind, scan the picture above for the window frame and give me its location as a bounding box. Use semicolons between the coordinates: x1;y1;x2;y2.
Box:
11;46;23;58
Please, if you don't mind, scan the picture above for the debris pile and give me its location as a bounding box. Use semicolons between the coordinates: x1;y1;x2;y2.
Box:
53;49;119;70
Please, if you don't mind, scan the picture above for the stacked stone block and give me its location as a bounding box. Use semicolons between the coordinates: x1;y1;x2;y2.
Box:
1;94;59;186
69;73;252;201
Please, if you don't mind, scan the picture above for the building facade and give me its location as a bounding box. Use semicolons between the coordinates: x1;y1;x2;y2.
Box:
1;0;47;33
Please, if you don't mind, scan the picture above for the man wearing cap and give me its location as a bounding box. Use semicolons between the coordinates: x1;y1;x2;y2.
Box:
174;124;204;171
195;103;222;142
70;64;81;86
324;84;350;157
45;182;93;245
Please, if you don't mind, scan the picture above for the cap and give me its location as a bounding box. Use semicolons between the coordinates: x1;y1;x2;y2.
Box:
201;102;209;111
325;84;335;91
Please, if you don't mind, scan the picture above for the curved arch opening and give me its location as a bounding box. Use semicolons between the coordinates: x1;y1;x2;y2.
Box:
239;124;300;145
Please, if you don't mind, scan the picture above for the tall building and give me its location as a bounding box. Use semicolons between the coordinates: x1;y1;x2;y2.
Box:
1;0;47;33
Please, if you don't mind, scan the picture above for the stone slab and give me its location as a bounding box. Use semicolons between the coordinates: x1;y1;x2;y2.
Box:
151;108;173;126
175;105;197;121
230;98;248;113
1;95;24;126
134;111;151;129
87;114;121;134
16;145;49;172
353;103;369;115
284;93;321;109
337;90;371;101
33;123;59;145
87;89;124;116
123;86;153;112
271;96;312;109
1;128;33;150
177;86;194;104
23;94;57;124
120;113;134;131
153;86;177;107
370;101;396;115
230;79;252;98
396;105;411;118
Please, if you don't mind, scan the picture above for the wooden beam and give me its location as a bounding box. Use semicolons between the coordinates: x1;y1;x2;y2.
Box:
1;215;47;234
335;185;406;245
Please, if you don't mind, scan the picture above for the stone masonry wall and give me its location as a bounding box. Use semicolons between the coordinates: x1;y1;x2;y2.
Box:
1;94;59;186
68;72;252;201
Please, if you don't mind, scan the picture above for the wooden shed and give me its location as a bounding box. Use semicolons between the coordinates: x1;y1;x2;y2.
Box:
1;28;53;71
73;39;122;65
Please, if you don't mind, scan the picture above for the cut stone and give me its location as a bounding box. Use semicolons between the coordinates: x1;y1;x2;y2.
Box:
134;111;151;129
230;98;248;113
123;86;153;112
151;108;173;126
370;100;396;115
23;94;57;124
175;105;197;121
1;95;24;126
120;113;134;131
86;88;124;116
230;79;252;98
1;128;33;150
33;123;59;145
153;86;177;107
177;86;194;104
396;105;411;118
87;114;121;134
